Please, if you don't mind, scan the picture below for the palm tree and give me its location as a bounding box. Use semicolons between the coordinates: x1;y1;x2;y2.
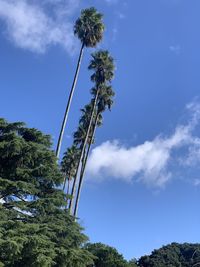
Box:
78;85;114;178
69;50;114;216
66;103;102;209
77;84;115;199
74;85;115;217
56;7;104;159
73;103;102;146
61;145;80;208
73;99;104;188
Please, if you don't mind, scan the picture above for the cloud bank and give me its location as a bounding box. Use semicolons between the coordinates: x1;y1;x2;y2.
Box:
0;0;122;53
86;102;200;187
0;0;79;53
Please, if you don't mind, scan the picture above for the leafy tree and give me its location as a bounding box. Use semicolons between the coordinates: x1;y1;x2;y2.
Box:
127;259;138;267
56;7;104;159
85;243;128;267
0;118;94;267
138;243;200;267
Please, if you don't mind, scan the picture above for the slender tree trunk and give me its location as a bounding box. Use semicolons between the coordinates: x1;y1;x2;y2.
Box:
63;177;67;191
63;177;70;209
69;89;100;216
66;179;70;209
73;113;99;217
56;43;85;159
68;146;83;214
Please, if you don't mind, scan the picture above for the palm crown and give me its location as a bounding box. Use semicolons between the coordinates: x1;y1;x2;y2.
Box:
73;103;103;146
91;85;115;113
61;145;80;179
56;7;105;159
89;50;114;85
74;7;104;47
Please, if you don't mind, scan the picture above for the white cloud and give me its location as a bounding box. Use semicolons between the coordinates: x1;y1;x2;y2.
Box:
86;101;200;187
0;0;79;53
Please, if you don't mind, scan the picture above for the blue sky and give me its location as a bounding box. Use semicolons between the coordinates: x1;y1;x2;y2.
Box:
1;0;200;260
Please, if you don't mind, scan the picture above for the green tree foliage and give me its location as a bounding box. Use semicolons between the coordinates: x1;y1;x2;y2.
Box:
88;50;114;85
85;243;128;267
74;7;104;48
127;259;138;267
138;243;200;267
0;118;94;267
73;103;103;147
61;145;80;207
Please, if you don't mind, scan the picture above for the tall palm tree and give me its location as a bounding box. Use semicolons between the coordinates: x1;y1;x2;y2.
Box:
74;85;115;217
61;145;80;208
78;85;114;176
73;99;104;188
73;103;102;147
91;85;115;114
56;7;104;159
77;84;115;197
69;50;114;216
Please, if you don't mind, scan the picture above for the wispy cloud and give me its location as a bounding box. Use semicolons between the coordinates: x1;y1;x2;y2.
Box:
104;0;119;4
112;27;118;41
169;44;181;54
117;12;125;19
0;0;79;53
87;101;200;188
193;179;200;186
110;11;126;42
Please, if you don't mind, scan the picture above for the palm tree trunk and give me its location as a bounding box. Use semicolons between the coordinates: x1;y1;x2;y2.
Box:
66;179;70;209
73;113;99;217
68;145;86;215
63;177;67;191
69;89;100;216
56;42;85;159
63;177;69;209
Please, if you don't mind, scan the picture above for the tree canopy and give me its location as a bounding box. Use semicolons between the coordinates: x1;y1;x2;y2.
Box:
138;243;200;267
85;243;130;267
74;7;104;47
0;118;94;267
